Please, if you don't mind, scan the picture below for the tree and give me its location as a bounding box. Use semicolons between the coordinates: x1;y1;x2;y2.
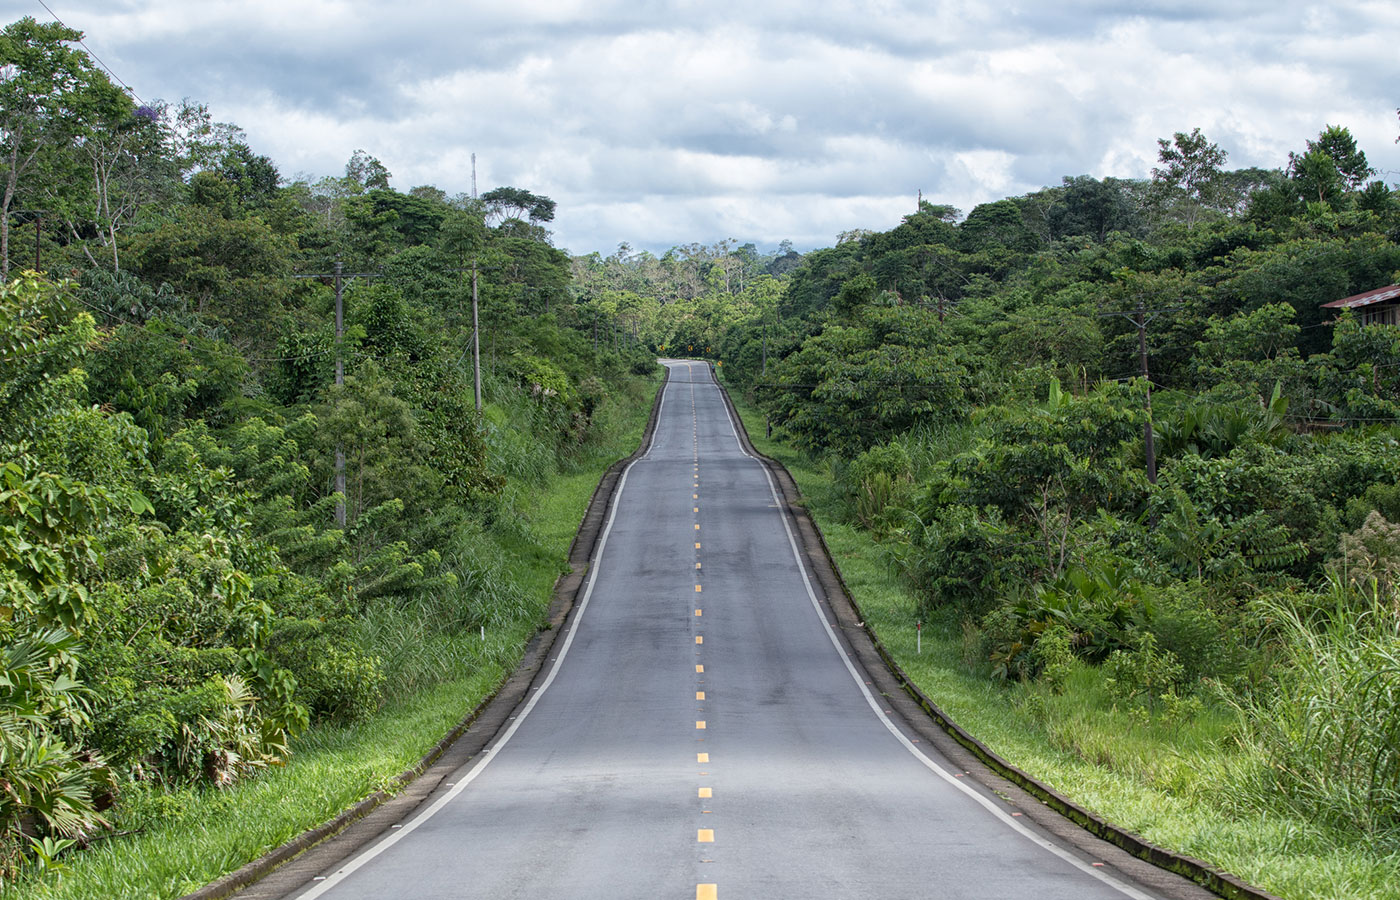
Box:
1047;176;1141;242
75;96;162;272
479;186;556;226
0;17;125;280
1289;125;1374;206
1151;128;1228;228
1308;125;1373;190
344;149;391;192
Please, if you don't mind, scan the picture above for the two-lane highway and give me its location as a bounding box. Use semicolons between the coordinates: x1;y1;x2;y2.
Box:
284;360;1169;900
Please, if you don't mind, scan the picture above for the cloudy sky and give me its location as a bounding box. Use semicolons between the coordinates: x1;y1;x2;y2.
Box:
10;0;1400;255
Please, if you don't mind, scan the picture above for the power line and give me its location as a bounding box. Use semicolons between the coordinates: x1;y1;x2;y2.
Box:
33;0;147;106
68;293;336;365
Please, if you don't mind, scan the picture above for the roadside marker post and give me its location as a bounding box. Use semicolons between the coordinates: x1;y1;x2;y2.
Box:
917;621;922;655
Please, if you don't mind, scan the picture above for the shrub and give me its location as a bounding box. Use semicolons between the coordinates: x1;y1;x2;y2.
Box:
899;505;1033;618
1031;624;1074;693
1144;581;1246;683
1102;632;1188;707
265;619;384;724
979;561;1146;681
1329;510;1400;599
840;441;913;534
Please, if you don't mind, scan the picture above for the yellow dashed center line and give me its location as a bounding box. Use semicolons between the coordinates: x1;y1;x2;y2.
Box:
686;374;718;900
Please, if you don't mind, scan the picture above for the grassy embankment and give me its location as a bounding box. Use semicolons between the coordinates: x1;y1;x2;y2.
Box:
731;397;1400;900
5;376;658;900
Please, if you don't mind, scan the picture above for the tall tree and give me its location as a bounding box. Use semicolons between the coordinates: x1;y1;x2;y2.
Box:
480;186;556;226
344;149;391;192
1289;125;1374;206
0;17;124;280
1151;127;1228;228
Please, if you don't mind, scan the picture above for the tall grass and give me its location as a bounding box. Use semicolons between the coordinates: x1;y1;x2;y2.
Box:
902;419;990;479
1234;579;1400;840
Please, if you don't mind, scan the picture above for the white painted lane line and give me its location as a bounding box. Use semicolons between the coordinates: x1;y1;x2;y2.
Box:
712;373;1158;900
291;369;679;899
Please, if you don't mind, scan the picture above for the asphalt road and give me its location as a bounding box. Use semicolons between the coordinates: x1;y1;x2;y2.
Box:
288;360;1170;900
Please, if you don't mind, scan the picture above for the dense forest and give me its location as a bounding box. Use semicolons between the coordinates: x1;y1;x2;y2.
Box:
0;16;656;879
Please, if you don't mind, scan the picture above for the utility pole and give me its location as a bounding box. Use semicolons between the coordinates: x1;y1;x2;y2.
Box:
292;258;385;527
1101;300;1175;487
471;153;482;412
472;260;481;411
333;259;346;526
1137;300;1157;485
762;320;768;375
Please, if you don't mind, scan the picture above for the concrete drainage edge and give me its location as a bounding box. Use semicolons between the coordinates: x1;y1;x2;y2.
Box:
714;380;1282;900
181;368;670;900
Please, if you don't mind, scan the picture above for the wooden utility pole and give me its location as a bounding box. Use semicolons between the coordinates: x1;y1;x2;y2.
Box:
292;259;386;527
334;259;346;525
1137;301;1158;485
472;260;481;411
1101;300;1174;486
471;153;482;412
761;321;767;375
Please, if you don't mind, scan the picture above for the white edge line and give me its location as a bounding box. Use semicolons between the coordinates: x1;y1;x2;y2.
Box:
711;371;1158;900
292;370;676;899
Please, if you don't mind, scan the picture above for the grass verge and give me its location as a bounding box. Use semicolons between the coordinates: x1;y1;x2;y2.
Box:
5;375;659;900
730;395;1400;900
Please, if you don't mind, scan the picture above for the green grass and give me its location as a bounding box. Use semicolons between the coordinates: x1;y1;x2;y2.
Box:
6;668;509;900
731;396;1400;900
5;377;659;900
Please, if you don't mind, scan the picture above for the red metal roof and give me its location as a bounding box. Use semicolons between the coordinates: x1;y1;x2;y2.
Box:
1322;284;1400;309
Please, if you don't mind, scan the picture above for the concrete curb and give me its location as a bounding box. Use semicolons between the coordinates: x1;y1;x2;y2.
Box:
181;369;670;900
713;378;1283;900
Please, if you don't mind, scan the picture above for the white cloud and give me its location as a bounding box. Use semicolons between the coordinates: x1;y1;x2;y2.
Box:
23;0;1400;254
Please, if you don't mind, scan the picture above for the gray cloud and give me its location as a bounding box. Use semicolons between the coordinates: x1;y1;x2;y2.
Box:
17;0;1400;254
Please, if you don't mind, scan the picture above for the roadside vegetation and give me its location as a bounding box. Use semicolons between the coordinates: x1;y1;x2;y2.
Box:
0;14;656;893
733;399;1400;900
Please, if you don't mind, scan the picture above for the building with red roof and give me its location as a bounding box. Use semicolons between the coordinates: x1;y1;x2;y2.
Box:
1321;284;1400;327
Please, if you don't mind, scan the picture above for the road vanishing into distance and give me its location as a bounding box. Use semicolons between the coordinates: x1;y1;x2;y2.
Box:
280;361;1178;900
